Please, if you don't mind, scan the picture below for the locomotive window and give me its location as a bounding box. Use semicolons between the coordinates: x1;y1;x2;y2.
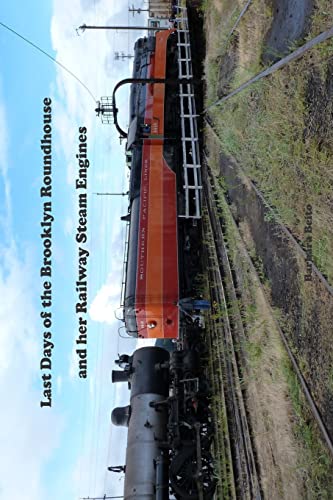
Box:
149;20;160;28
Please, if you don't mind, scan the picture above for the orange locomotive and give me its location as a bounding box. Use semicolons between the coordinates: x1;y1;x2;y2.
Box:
122;29;201;339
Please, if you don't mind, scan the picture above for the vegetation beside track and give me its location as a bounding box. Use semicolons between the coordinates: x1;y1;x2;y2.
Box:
186;0;333;494
204;0;333;283
203;144;333;497
202;226;236;499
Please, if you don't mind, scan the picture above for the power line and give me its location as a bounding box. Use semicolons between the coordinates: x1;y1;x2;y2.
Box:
0;20;97;103
94;192;129;196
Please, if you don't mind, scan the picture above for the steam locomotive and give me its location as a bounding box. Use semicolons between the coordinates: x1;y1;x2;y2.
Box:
108;15;216;500
111;340;216;500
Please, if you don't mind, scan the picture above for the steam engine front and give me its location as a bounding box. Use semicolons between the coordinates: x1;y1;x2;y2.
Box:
111;345;216;500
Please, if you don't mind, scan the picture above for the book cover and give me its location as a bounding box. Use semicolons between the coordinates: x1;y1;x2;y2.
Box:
7;0;333;499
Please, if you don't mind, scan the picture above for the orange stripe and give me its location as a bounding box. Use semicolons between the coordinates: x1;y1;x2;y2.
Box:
136;30;178;339
143;32;170;338
146;146;164;338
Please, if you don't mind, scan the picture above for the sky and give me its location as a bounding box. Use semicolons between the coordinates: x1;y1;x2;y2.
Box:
0;0;151;498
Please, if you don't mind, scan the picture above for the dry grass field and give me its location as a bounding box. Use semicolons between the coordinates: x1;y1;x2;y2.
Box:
205;0;333;282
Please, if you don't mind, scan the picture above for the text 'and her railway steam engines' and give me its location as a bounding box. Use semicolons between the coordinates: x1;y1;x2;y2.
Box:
74;127;90;379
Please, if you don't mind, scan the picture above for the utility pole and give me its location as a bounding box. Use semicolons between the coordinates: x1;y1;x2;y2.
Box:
77;23;168;33
114;52;134;61
80;496;123;500
94;192;129;196
129;4;149;15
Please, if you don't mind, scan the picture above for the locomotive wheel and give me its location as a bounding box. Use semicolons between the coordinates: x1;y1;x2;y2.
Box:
170;446;216;500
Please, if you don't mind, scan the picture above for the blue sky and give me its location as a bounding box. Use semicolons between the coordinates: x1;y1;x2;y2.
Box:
0;0;149;498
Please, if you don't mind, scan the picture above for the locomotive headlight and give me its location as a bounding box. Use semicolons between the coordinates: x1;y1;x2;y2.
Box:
147;320;157;329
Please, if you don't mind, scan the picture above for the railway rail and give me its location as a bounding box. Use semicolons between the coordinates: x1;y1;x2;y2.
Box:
202;154;262;499
186;1;333;495
202;143;333;461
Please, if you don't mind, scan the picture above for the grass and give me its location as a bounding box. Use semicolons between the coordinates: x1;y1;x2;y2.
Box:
203;217;237;499
244;338;263;367
204;0;333;282
231;0;272;87
204;137;333;496
202;2;333;493
282;359;333;499
203;0;242;103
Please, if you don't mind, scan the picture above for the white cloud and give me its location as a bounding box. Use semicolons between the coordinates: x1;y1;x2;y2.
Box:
69;343;77;379
89;281;122;324
0;241;64;500
0;96;64;500
88;219;125;325
0;243;38;373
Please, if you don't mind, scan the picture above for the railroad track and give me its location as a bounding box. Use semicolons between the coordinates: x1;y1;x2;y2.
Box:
202;154;262;500
202;146;333;465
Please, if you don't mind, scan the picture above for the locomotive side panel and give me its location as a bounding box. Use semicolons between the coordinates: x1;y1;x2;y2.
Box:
124;30;180;339
124;36;152;336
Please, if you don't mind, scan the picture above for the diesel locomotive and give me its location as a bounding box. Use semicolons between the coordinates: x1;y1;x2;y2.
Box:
114;25;203;341
108;12;216;500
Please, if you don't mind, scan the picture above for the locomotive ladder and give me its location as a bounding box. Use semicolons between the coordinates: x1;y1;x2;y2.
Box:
176;5;202;219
